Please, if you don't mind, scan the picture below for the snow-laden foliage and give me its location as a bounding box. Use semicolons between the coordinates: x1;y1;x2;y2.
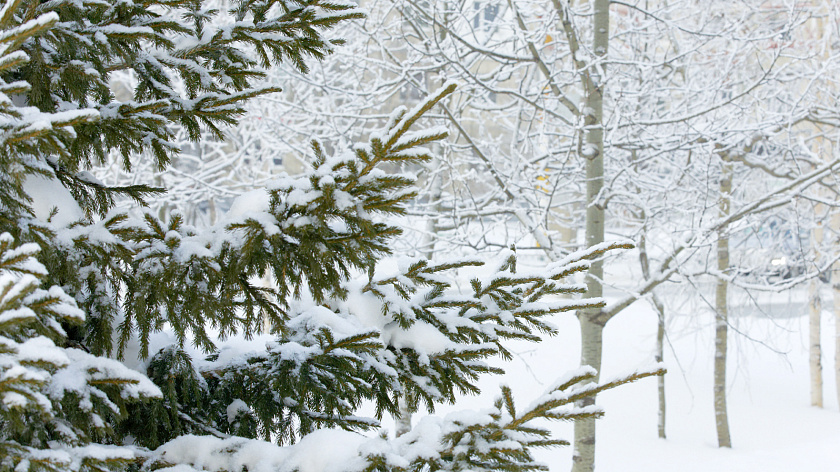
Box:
143;366;664;472
141;239;632;449
1;0;361;219
0;234;161;472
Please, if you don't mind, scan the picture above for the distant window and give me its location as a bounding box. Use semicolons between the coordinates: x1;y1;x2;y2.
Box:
473;2;499;30
485;4;498;23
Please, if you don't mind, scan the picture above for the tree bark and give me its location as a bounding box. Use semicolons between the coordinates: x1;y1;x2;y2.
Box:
395;175;444;437
656;304;666;439
572;317;604;472
571;1;609;471
395;396;413;437
809;276;823;407
809;221;824;408
714;161;732;448
831;203;840;410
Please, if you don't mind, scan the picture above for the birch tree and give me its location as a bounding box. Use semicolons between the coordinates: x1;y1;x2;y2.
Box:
714;158;733;447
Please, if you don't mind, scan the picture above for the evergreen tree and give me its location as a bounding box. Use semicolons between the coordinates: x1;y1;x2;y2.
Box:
0;1;662;471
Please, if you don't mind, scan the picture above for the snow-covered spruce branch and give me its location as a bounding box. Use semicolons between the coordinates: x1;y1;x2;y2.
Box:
507;365;667;429
40;83;458;365
175;237;630;445
350;246;620;409
0;234;161;472
144;364;664;472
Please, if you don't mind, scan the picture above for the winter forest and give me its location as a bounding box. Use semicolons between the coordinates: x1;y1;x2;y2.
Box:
1;0;839;471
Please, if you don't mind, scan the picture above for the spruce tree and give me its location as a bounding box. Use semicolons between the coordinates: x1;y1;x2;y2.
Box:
0;1;662;471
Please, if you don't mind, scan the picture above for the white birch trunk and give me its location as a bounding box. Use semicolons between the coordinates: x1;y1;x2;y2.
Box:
395;176;443;436
572;318;604;472
714;161;732;448
810;221;824;407
809;276;823;407
835;281;840;410
831;205;840;410
571;1;609;471
395;396;412;437
653;295;666;439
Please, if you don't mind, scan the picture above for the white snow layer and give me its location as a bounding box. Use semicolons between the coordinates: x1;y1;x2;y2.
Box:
156;431;368;472
22;175;84;227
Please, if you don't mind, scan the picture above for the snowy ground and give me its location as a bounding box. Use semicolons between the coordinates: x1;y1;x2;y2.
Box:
450;282;840;472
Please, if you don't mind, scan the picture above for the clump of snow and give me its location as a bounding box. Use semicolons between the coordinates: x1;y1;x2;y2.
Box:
49;348;162;401
15;335;70;367
226;399;250;424
22;175;84;227
382;321;454;356
156;430;368;472
225;189;270;218
285;429;368;472
197;333;276;371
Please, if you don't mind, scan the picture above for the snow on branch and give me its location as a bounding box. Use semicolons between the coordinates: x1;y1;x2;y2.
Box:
147;364;664;472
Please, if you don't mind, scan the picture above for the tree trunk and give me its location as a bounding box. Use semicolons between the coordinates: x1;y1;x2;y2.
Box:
395;175;443;437
639;231;666;439
656;305;666;439
809;277;823;407
714;161;732;448
809;221;824;408
571;1;609;471
572;318;604;472
831;210;840;409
